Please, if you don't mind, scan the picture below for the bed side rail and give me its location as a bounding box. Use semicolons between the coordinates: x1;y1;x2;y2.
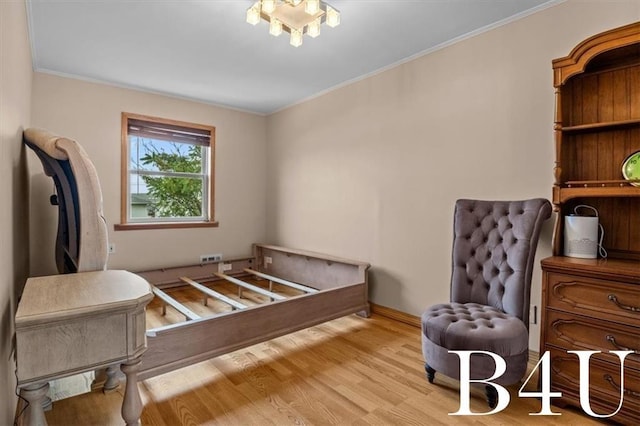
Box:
140;283;368;380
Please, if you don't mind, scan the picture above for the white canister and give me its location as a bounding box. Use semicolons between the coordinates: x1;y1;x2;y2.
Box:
564;205;600;259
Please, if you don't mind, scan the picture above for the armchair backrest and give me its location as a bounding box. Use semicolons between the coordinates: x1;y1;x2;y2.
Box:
450;199;551;325
24;128;108;273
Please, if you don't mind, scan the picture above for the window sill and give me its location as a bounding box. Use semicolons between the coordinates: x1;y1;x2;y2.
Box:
114;221;219;231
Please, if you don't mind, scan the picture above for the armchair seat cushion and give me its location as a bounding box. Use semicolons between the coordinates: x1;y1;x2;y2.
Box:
422;302;528;356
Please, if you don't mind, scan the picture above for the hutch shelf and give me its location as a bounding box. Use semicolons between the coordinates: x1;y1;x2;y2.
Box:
540;21;640;425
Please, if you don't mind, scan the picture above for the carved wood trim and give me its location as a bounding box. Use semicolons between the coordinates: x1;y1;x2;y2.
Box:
604;374;640;398
552;22;640;86
552;280;640;317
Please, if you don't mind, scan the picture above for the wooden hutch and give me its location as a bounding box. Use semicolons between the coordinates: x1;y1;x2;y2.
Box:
540;22;640;423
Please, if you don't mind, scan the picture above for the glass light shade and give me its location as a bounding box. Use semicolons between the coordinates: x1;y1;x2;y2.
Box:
247;0;339;46
305;0;320;15
326;6;340;27
246;4;261;26
262;0;276;14
290;29;303;47
269;18;283;37
307;18;321;38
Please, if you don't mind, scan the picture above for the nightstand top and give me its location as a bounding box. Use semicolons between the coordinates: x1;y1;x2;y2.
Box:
16;270;153;326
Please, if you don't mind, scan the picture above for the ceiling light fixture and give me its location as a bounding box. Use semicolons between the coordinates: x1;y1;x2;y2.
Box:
246;0;340;47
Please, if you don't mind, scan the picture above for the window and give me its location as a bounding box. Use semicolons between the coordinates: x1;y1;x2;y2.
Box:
116;113;217;230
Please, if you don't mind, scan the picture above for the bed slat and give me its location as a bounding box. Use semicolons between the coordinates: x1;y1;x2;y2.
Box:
152;286;200;321
212;272;285;301
180;277;247;311
243;268;318;293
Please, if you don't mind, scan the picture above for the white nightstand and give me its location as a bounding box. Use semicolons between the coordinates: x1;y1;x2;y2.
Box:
15;270;153;426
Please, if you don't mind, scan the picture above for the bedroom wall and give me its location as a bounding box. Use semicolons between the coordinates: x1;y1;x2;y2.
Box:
266;0;640;350
0;1;32;423
30;73;268;275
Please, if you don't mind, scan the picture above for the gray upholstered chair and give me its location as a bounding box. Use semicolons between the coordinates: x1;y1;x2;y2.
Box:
421;198;551;407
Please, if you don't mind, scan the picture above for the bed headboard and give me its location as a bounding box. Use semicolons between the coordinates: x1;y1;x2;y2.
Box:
24;128;108;273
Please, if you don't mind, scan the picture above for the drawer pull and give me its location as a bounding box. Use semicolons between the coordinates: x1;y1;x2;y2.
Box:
606;335;640;354
604;374;640;398
607;294;640;313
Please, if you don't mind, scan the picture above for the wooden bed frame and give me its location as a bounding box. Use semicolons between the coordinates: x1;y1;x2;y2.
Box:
135;243;370;380
22;128;370;385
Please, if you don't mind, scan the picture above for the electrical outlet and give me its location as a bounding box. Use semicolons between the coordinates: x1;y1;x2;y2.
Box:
529;305;537;324
200;253;222;264
108;243;116;254
217;262;232;273
264;256;272;267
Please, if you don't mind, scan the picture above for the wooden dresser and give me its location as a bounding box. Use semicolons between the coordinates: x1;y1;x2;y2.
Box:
540;22;640;424
541;257;640;423
16;270;153;426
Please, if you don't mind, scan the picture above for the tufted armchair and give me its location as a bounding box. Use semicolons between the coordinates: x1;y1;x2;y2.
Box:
421;198;551;407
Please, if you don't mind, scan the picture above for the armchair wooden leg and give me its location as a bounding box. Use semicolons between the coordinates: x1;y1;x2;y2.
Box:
485;385;498;409
425;364;436;384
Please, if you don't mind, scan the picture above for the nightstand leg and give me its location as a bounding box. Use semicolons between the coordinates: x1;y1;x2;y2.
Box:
104;364;121;392
21;382;49;426
120;359;143;426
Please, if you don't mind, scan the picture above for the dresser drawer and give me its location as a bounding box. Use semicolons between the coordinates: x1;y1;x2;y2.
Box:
546;272;640;323
548;348;640;423
545;310;640;371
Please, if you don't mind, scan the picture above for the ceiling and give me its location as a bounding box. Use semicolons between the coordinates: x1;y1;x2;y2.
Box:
27;0;558;115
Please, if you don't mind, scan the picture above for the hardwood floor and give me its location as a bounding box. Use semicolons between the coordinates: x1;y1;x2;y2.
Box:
43;314;597;425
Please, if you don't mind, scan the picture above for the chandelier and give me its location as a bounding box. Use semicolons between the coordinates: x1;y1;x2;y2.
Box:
246;0;341;47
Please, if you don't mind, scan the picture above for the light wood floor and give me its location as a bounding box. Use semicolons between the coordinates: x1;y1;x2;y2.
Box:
44;314;598;425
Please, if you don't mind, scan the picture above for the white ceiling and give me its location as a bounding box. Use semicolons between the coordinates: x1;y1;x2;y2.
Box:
27;0;558;114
